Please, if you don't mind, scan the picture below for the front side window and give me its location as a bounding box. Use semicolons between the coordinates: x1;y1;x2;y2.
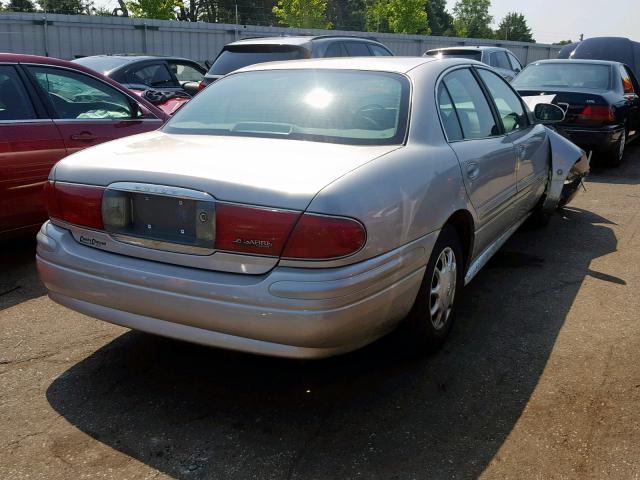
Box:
27;66;132;120
0;66;36;121
128;63;178;88
495;52;512;70
477;69;527;133
507;52;522;71
442;68;498;139
168;62;203;83
513;63;612;90
324;43;346;57
164;69;410;146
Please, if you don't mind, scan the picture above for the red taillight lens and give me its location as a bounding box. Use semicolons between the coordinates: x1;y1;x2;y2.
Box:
197;81;206;92
215;203;300;256
577;105;615;123
45;181;105;230
282;214;366;259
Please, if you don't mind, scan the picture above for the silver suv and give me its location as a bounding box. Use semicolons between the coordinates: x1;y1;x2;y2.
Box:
201;35;393;86
425;46;523;82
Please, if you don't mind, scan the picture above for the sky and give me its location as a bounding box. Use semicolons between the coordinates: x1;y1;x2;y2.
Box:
445;0;640;44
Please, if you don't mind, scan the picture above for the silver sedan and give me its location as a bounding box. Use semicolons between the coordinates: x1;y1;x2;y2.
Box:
37;57;589;358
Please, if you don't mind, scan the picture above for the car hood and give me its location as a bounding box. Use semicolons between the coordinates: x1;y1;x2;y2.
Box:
52;131;402;210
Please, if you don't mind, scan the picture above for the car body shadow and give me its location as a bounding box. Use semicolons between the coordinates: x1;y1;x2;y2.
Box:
46;207;618;479
587;142;640;185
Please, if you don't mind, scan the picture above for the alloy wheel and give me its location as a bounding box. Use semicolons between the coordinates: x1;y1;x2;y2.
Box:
429;247;457;330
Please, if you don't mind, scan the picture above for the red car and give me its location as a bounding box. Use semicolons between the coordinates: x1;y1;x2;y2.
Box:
0;54;169;240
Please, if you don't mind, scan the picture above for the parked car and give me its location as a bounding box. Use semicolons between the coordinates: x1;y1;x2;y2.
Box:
200;35;393;88
558;36;640;82
424;46;523;82
512;59;640;166
37;57;588;359
73;55;206;98
0;53;168;240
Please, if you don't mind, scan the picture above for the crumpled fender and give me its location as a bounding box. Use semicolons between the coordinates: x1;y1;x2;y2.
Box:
542;127;590;212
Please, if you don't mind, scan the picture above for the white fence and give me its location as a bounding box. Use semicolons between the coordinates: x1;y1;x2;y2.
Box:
0;12;560;65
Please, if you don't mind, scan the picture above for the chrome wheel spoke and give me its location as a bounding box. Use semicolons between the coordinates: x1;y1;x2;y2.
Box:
428;246;457;331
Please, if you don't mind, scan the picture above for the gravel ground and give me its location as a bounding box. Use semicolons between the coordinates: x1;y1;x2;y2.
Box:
1;144;639;480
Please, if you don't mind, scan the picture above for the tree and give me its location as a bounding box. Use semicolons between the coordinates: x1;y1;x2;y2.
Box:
554;39;573;46
126;0;176;19
452;0;493;39
365;0;429;34
6;0;37;11
273;0;332;29
326;0;365;31
426;0;453;36
38;0;91;14
495;12;534;42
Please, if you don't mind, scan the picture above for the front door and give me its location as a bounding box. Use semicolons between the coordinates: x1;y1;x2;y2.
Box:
24;65;162;154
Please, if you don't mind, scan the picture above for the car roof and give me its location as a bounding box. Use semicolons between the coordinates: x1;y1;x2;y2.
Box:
75;54;195;64
529;59;621;67
427;46;505;52
233;56;476;75
226;35;383;47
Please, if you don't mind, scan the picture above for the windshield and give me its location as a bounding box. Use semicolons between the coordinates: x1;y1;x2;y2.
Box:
426;50;482;61
72;56;129;74
513;63;611;90
164;69;410;146
208;45;307;76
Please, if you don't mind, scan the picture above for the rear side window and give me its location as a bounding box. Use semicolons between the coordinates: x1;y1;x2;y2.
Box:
619;65;635;94
344;43;371;56
512;63;612;90
209;45;307;76
128;63;178;88
324;43;346;57
442;68;498;139
494;52;512;70
27;66;132;120
0;66;36;121
477;69;527;133
437;84;463;141
168;62;203;83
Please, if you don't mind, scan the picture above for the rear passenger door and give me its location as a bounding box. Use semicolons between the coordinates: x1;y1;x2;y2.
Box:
475;67;548;201
0;65;66;234
25;65;162;154
437;67;518;253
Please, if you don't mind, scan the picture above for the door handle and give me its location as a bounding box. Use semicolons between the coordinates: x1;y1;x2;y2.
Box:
70;132;97;141
466;161;480;181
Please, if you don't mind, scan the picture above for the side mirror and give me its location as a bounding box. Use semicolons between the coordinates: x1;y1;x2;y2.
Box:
534;103;565;124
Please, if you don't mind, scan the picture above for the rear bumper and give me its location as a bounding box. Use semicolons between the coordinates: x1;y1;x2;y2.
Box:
37;222;433;358
556;125;624;153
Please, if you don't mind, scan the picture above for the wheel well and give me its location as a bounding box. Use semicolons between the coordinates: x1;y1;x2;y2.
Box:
443;210;474;269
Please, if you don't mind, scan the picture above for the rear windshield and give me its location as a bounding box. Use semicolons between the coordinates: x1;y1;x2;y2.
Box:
73;56;129;74
164;69;410;146
208;45;307;76
512;63;611;90
426;50;482;61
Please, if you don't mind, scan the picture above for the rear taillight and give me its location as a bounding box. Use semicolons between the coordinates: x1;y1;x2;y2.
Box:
197;81;206;92
45;181;105;230
215;203;300;256
577;105;615;123
282;214;366;259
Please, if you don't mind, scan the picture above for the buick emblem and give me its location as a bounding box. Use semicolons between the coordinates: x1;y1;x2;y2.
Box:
199;212;209;223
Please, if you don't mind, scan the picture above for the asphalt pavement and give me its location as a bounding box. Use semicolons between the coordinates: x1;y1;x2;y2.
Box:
1;144;640;479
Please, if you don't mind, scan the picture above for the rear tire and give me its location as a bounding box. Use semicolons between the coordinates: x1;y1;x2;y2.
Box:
604;129;626;167
405;225;464;353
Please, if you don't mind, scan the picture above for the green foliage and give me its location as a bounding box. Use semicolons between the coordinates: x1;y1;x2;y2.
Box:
272;0;332;29
426;0;453;36
365;0;429;34
452;0;493;39
3;0;36;11
495;12;534;42
326;0;365;31
554;39;573;46
126;0;176;19
38;0;89;13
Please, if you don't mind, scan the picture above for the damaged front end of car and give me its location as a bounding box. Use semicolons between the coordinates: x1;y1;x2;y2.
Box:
543;127;591;212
